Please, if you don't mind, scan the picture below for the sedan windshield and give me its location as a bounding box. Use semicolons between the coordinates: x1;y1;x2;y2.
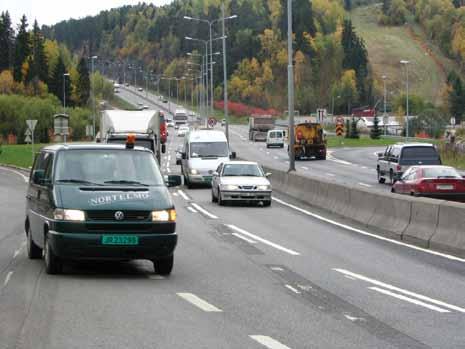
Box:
55;149;164;186
423;167;461;179
190;142;229;158
222;164;263;177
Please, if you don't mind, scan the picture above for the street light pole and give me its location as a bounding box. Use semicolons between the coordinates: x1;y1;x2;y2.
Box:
287;0;295;172
222;4;230;142
400;60;410;139
382;75;387;136
63;73;70;115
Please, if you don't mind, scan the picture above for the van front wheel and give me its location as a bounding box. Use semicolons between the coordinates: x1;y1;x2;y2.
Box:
153;256;173;275
26;225;42;259
44;234;62;275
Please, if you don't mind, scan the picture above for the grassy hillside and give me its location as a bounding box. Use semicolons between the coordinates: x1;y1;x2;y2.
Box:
351;4;458;106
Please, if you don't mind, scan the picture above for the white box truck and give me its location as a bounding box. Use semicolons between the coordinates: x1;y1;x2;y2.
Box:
100;110;165;164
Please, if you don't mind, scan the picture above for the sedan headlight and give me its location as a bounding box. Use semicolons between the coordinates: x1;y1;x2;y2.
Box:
53;209;85;221
152;209;176;222
190;169;199;175
257;185;271;191
222;184;239;191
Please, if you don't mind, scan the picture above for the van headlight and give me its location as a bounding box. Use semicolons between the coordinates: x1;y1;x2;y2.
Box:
152;209;176;222
53;209;85;221
222;184;239;191
190;169;198;175
257;185;271;191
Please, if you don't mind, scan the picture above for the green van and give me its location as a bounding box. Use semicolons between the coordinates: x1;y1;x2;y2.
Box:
25;143;181;275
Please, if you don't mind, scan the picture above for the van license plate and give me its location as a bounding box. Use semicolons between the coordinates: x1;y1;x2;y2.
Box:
102;235;139;245
436;185;453;190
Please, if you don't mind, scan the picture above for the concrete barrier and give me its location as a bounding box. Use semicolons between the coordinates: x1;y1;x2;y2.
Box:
430;201;465;257
265;164;465;256
403;198;442;247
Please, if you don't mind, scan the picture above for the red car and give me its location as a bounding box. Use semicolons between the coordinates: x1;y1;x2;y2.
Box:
391;165;465;201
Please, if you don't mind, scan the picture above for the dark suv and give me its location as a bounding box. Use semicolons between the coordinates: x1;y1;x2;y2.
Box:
377;143;441;184
25;143;181;275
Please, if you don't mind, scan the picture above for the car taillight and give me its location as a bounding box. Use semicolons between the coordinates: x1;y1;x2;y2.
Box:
418;179;432;192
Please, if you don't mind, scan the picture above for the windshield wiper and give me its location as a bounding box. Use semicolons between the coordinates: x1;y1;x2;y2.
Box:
56;179;103;186
103;180;149;186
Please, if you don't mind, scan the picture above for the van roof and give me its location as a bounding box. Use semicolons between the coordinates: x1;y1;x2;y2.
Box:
41;143;152;153
187;130;227;142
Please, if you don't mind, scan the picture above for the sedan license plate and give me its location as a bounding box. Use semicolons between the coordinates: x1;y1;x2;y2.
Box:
436;184;454;190
101;235;139;245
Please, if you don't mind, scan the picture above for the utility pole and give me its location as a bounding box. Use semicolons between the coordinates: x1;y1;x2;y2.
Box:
400;60;410;139
287;0;295;172
382;75;387;136
90;56;98;139
222;3;230;142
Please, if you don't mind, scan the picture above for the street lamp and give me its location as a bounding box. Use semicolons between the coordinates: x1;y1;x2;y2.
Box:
287;0;295;172
382;75;388;136
400;60;410;139
184;14;237;118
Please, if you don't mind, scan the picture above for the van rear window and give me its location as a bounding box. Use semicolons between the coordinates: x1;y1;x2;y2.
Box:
401;147;439;160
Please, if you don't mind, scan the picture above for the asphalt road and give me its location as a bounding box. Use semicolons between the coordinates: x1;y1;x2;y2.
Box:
117;86;389;193
2;132;465;348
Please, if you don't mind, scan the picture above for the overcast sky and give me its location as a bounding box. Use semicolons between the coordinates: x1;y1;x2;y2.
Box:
5;0;173;27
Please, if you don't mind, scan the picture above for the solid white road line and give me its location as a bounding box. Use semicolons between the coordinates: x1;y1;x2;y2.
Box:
369;287;449;313
232;232;257;244
273;197;465;264
226;225;300;256
3;271;13;287
166;168;171;173
285;284;301;294
177;190;191;201
301;166;309;170
172;192;179;197
326;173;335;177
333;268;465;313
177;293;223;312
358;182;372;188
187;207;198;213
0;167;28;183
191;203;218;219
250;335;292;349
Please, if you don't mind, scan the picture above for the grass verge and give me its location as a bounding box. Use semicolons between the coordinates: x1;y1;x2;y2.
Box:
0;144;49;169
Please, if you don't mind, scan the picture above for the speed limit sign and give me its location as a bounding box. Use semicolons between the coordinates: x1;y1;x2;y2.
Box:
208;118;217;128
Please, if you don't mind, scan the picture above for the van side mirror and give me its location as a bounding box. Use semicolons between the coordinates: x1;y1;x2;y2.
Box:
176;159;181;165
265;172;272;178
165;175;182;187
32;170;45;184
230;151;237;159
377;152;384;158
161;144;166;154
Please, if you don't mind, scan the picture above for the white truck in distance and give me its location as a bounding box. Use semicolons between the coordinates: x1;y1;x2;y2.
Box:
100;110;165;164
174;109;188;128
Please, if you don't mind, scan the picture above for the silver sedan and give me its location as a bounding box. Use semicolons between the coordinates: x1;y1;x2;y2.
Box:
211;161;272;206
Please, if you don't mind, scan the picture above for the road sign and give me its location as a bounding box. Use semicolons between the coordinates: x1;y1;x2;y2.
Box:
336;122;344;136
451;117;456;126
336;116;344;124
24;129;32;136
208;118;217;128
26;119;38;132
24;135;31;143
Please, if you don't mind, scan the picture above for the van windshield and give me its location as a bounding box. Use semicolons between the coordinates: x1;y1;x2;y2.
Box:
55;149;164;186
190;142;229;158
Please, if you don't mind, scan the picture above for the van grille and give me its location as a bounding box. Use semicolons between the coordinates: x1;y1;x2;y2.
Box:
86;210;150;221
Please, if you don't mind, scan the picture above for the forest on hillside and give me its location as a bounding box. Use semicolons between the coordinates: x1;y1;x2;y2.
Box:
42;0;372;115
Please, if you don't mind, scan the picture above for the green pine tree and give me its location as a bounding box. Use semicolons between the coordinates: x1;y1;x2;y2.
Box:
76;56;90;106
0;11;14;71
350;117;359;139
370;115;381;139
30;20;48;84
13;15;31;82
448;75;465;123
49;55;70;105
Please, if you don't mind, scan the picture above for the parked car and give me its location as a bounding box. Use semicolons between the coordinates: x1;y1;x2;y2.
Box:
377;143;441;184
166;119;175;128
138;87;143;92
391;165;465;200
211;161;272;206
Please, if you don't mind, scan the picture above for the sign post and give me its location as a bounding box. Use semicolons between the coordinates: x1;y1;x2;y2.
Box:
26;120;38;165
317;109;327;123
